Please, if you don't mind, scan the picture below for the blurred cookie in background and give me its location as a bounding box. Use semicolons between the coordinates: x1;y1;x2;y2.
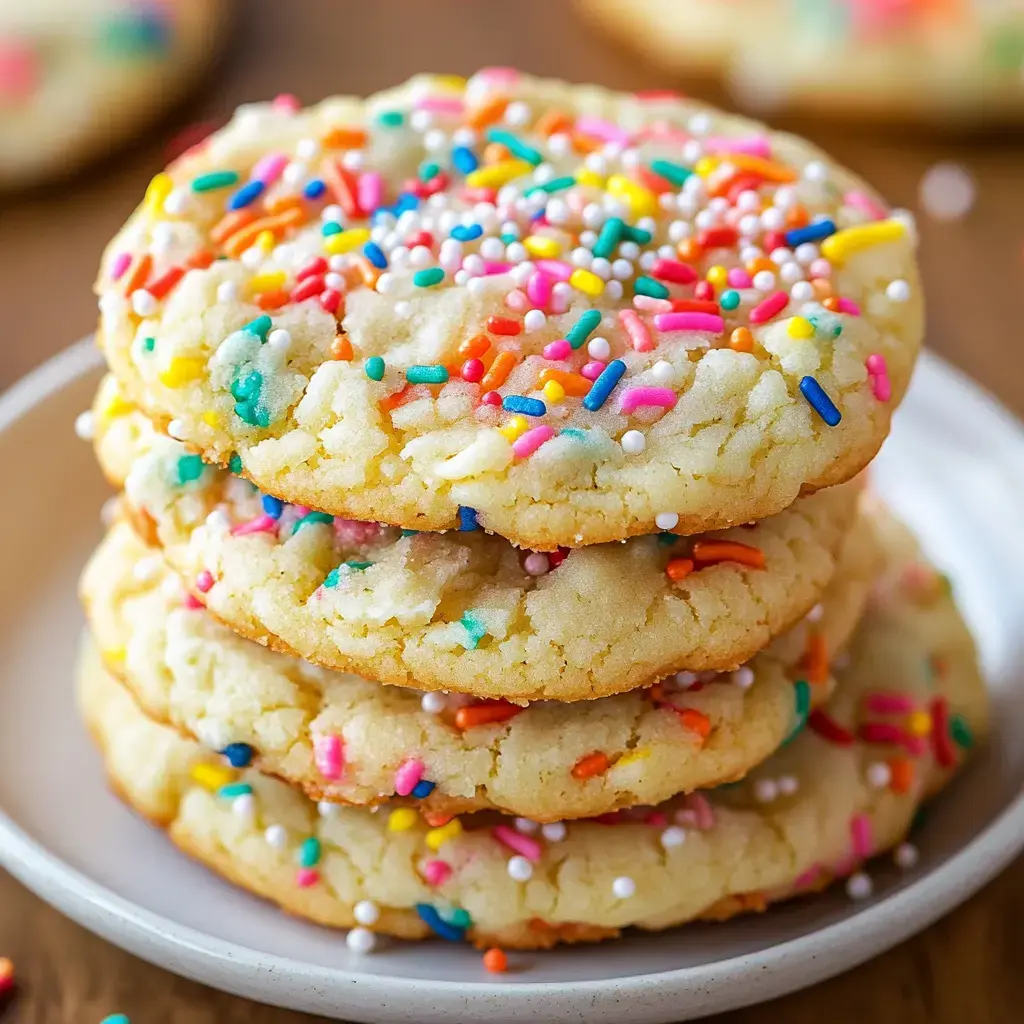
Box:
579;0;1024;125
0;0;230;189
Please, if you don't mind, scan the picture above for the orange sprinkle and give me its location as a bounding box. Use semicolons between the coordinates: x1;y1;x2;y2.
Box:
821;297;842;313
423;810;454;828
810;278;834;301
676;707;711;740
666;557;694;581
482;142;512;165
570;131;603;155
785;205;809;229
458;333;491;359
691;540;766;569
804;632;830;686
321;126;368;150
330;334;353;361
185;248;215;270
222;208;304;258
533;108;572;137
466;95;508;131
454;701;524;731
380;384;433;412
353;255;380;289
256;289;289;310
729;327;755;353
738;892;768;913
676;238;703;262
889;757;915;794
728;154;798;183
210;209;256;245
537;368;590;397
121;253;152;295
264;193;304;216
482;948;508;974
571;751;611;780
480;350;517;392
746;256;777;276
320;157;362;217
647;682;667;704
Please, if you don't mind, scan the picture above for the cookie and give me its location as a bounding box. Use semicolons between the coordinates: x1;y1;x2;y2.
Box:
77;511;986;950
94;69;922;549
80;506;878;821
0;0;229;188
90;381;863;702
579;0;1024;124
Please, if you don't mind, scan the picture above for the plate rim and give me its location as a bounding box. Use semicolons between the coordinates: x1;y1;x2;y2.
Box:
0;338;1022;1021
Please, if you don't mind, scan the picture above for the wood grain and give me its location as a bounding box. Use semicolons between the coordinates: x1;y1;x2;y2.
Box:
1;1;1022;1021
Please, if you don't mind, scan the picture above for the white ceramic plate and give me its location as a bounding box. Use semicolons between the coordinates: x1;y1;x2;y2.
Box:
0;340;1022;1024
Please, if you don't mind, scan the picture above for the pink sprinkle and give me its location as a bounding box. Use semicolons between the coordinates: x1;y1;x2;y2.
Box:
415;95;464;114
651;258;697;285
526;271;553;307
727;267;753;288
619;387;677;414
313;734;344;781
836;297;861;316
295;868;320;888
903;735;927;757
272;93;301;114
492;824;543;863
858;722;905;745
864;691;914;714
393;758;425;797
535;259;573;282
851;813;873;858
654;312;725;334
619;309;653;351
644;811;668;827
705;135;772;159
294;505;312;517
845;190;888;222
638;121;690;144
476;66;520;86
481;260;513;276
866;354;892;402
749;291;789;325
512;426;556;458
195;570;214;593
543;339;571;360
182;593;204;610
575;115;631;147
504;288;529;312
111;252;132;281
423;859;452;886
632;296;673;314
334;518;382;545
231;513;278;536
253;152;288;186
687;793;715;830
581;361;605;380
358;172;384;214
794;864;822;890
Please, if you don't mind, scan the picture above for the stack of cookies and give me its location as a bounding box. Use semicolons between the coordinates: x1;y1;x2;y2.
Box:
77;70;988;959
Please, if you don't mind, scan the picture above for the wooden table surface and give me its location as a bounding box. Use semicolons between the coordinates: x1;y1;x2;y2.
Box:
1;2;1022;1021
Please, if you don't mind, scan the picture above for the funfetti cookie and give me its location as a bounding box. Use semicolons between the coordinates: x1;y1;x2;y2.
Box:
81;509;879;822
89;381;863;703
94;69;922;549
0;0;229;188
77;509;986;951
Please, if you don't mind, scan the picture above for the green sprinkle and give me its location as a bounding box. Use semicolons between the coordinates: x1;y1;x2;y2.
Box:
558;427;588;441
294;511;334;533
592;217;624;260
228;453;243;474
486;129;543;166
650;160;693;187
191;170;240;193
324;561;374;586
622;223;653;245
566;309;602;350
458;612;488;651
950;714;974;750
231;370;262;402
808;314;842;339
786;680;811;744
444;907;472;929
419;161;441;182
322;222;343;237
98;12;170;56
499;232;518;245
231;371;270;427
634;276;670;300
142;336;156;353
365;356;386;381
720;290;741;312
413;267;445;288
406;365;449;385
530;175;576;194
656;532;678;546
219;782;253;799
376;110;405;128
175;454;206;485
400;529;420;537
298;836;322;868
244;314;273;341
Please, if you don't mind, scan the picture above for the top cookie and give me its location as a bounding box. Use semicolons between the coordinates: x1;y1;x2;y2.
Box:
96;69;923;548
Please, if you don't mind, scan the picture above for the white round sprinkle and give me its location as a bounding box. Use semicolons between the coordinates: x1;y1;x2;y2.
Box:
507;855;534;881
346;927;377;954
514;817;539;834
131;290;157;317
919;163;975;221
354;900;381;926
394;301;412;319
650;360;675;385
754;778;778;803
803;160;828;183
421;692;446;714
205;509;232;533
317;800;338;818
752;270;777;292
790;281;815;303
846;872;873;901
660;826;687;849
620;430;646;454
523;309;546;332
886;279;911;302
612;876;636;899
894;843;919;870
655;511;679;531
805;603;824;623
866;762;892;789
233;793;256;821
216;281;238;303
541;822;567;842
267;328;291;353
674;670;699;689
523;552;550;576
777;775;799;796
167;418;187;440
74;410;95;441
264;824;288;849
587;336;611;360
731;665;755;690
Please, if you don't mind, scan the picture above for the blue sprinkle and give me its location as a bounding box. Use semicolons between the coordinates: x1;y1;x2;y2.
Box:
502;395;546;417
228;180;265;210
411;779;436;799
363;241;388;269
221;742;255;768
303;179;326;200
799;376;842;426
583;359;627;412
784;219;837;248
261;494;284;519
394;192;420;215
451;223;483;242
458;506;479;532
451;145;479;174
415;904;467;941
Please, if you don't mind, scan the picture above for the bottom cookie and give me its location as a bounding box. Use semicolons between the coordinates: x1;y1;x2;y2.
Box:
77;513;987;950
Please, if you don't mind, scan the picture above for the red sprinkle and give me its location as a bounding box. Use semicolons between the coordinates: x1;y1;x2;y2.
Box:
749;291;789;325
291;275;326;303
808;709;854;746
930;697;957;768
461;358;485;382
651;258;697;285
486;315;522;336
698;227;739;249
320;289;343;315
146;265;185;300
297;257;329;281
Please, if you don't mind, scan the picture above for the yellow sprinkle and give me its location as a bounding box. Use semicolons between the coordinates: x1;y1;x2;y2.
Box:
99;393;133;421
695;156;721;178
102;647;126;664
705;265;729;289
820;219;907;265
324;227;371;255
202;411;222;429
425;818;463;851
190;762;235;791
465;159;532;190
787;316;815;339
906;710;932;737
388;807;419;832
523;235;561;259
573;168;603;189
542;380;566;403
159;357;205;388
429;74;467;91
499;415;528;442
606;175;657;218
255;230;276;253
569;267;604;297
144;172;173;214
246;271;287;295
615;748;651;769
